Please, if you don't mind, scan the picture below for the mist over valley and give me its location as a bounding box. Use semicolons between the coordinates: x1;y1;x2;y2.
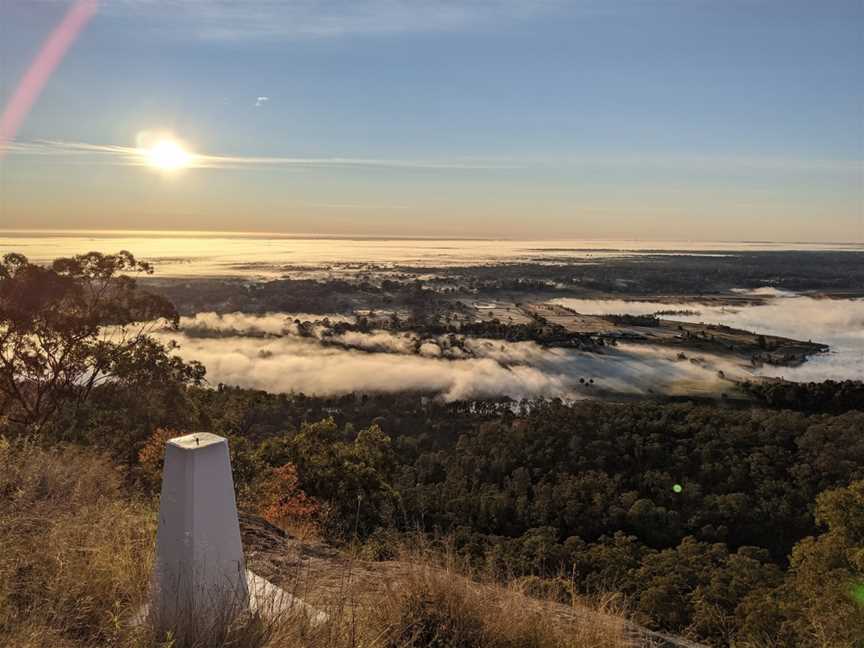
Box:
20;232;854;403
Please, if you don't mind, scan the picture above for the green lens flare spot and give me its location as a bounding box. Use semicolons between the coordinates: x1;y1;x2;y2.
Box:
851;582;864;606
672;484;683;494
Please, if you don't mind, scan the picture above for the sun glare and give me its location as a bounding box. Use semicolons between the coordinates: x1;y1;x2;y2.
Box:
146;139;191;171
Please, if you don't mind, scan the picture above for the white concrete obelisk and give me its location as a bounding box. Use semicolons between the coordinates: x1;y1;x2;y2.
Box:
151;433;248;632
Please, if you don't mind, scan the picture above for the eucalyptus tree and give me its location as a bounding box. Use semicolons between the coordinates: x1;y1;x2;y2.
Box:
0;251;203;433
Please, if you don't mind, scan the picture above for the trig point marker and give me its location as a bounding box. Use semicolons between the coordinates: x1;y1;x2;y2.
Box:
145;431;328;635
151;433;248;632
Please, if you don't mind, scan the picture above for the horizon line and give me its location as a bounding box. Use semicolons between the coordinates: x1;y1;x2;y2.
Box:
1;228;862;248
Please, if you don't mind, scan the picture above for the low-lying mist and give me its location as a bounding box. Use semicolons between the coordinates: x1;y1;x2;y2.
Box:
551;294;864;382
155;312;745;401
152;290;861;401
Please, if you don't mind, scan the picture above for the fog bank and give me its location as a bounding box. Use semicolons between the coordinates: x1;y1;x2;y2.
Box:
551;295;864;381
155;313;744;401
155;296;861;401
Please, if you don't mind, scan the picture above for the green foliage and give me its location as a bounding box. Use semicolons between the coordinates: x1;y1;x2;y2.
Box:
743;379;864;414
10;251;863;645
189;391;864;645
243;418;398;539
0;252;202;435
757;481;864;647
633;538;783;641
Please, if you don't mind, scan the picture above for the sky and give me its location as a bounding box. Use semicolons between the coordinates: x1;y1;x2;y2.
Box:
0;0;862;241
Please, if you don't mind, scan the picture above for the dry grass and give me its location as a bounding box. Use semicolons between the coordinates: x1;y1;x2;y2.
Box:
0;441;637;648
0;439;154;647
224;558;634;648
364;561;631;648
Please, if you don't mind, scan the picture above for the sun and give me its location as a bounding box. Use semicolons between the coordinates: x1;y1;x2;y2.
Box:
146;139;191;171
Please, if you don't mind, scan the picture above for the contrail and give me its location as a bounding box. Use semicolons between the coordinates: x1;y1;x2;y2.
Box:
0;0;99;155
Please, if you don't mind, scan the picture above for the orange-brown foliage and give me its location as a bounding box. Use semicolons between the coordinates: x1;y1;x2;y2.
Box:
137;427;183;488
261;463;323;532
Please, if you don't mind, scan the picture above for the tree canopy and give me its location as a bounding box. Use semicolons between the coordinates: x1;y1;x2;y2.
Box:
0;251;203;432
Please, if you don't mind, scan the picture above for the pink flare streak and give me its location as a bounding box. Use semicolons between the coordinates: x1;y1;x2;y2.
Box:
0;0;99;155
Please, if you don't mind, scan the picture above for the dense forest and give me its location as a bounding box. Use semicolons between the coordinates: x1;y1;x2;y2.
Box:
60;384;864;646
2;252;863;647
742;379;864;414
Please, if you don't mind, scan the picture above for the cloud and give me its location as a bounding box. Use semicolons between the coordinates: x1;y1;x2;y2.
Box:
166;303;864;401
549;295;864;344
157;311;745;401
551;294;864;382
254;96;269;107
6;139;857;178
156;299;864;400
101;0;564;42
547;153;863;175
179;311;354;336
157;330;742;401
3;139;514;170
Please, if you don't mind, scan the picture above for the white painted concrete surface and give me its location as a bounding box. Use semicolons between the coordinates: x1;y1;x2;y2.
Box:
246;569;329;626
146;432;329;634
151;433;249;630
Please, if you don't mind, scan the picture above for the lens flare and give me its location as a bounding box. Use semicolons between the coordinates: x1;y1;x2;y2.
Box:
0;0;98;154
851;581;864;606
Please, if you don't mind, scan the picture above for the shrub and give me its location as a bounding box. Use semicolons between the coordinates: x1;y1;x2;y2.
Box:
260;463;325;536
137;427;184;490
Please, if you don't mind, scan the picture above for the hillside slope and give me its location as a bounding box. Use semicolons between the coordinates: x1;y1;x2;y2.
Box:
0;441;701;648
240;514;707;648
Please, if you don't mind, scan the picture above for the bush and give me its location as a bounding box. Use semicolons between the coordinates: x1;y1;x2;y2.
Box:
260;462;326;537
